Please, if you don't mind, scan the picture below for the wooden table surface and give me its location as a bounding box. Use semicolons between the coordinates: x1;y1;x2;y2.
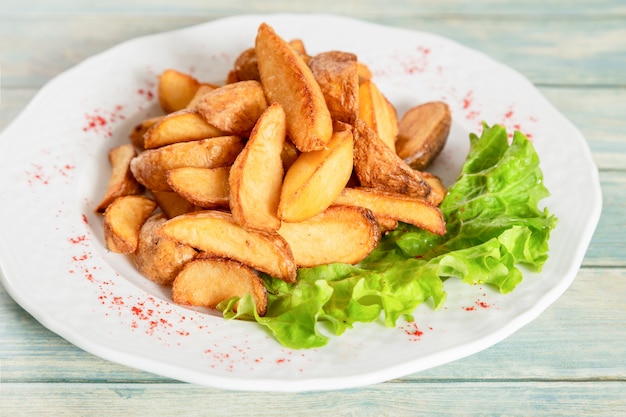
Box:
1;1;624;416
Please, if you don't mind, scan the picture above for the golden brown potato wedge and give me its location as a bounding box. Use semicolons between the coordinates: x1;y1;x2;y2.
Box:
172;257;268;316
353;119;431;200
185;84;219;109
233;47;260;82
143;110;223;149
130;135;244;192
95;144;143;213
255;22;333;152
232;39;308;84
278;127;354;222
229;103;286;232
133;213;198;285
129;116;163;149
103;195;157;253
151;190;198;218
280;140;300;171
157;210;297;282
358;79;399;152
396;101;451;170
195;80;268;137
288;39;308;56
357;61;373;84
420;171;447;207
278;205;380;267
377;217;399;233
334;187;446;236
158;69;203;113
308;51;359;124
167;166;230;209
225;69;240;84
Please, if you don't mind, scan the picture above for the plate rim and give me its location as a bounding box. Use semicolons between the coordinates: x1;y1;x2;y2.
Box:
0;13;603;392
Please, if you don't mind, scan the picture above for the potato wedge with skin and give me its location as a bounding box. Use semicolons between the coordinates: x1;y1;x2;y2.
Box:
358;79;399;152
195;80;268;137
95;144;143;213
420;171;447;207
225;69;240;84
133;213;198;285
278;127;354;222
103;195;157;253
143;110;223;149
396;101;451;170
172;257;268;316
130;135;244;192
229;103;286;232
278;205;380;267
334;187;446;236
233;47;260;82
151;190;198;218
158;69;203;113
256;23;333;152
308;51;359;124
167;166;230;209
157;210;297;282
129;116;163;149
353;119;432;200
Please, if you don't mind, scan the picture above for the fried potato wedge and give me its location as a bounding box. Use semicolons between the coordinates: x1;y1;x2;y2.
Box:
278;127;354;222
157;210;297;282
232;39;309;84
353;119;432;200
420;171;447;207
278;205;379;267
133;213;197;285
172;257;268;316
151;190;198;218
280;140;300;171
308;51;359;124
396;101;451;170
95;144;143;213
129;116;163;149
195;80;268;137
358;79;399;152
167;166;230;209
158;69;203;113
229;103;286;232
185;84;219;109
334;187;446;236
130;135;244;192
357;61;373;83
103;195;157;253
143;110;223;149
288;38;307;56
233;47;260;82
256;22;333;152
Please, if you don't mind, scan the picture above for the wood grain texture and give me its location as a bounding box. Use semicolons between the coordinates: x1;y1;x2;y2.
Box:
1;1;624;416
1;382;625;416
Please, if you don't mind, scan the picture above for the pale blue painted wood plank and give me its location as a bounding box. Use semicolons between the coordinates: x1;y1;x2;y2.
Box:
539;87;626;171
2;0;626;15
1;381;625;416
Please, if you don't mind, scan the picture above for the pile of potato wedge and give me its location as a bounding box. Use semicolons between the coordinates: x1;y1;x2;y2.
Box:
97;22;452;316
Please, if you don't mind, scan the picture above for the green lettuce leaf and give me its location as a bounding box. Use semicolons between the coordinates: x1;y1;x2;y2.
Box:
221;124;557;349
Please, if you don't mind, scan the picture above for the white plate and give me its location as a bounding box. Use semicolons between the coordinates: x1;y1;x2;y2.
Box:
0;14;602;392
